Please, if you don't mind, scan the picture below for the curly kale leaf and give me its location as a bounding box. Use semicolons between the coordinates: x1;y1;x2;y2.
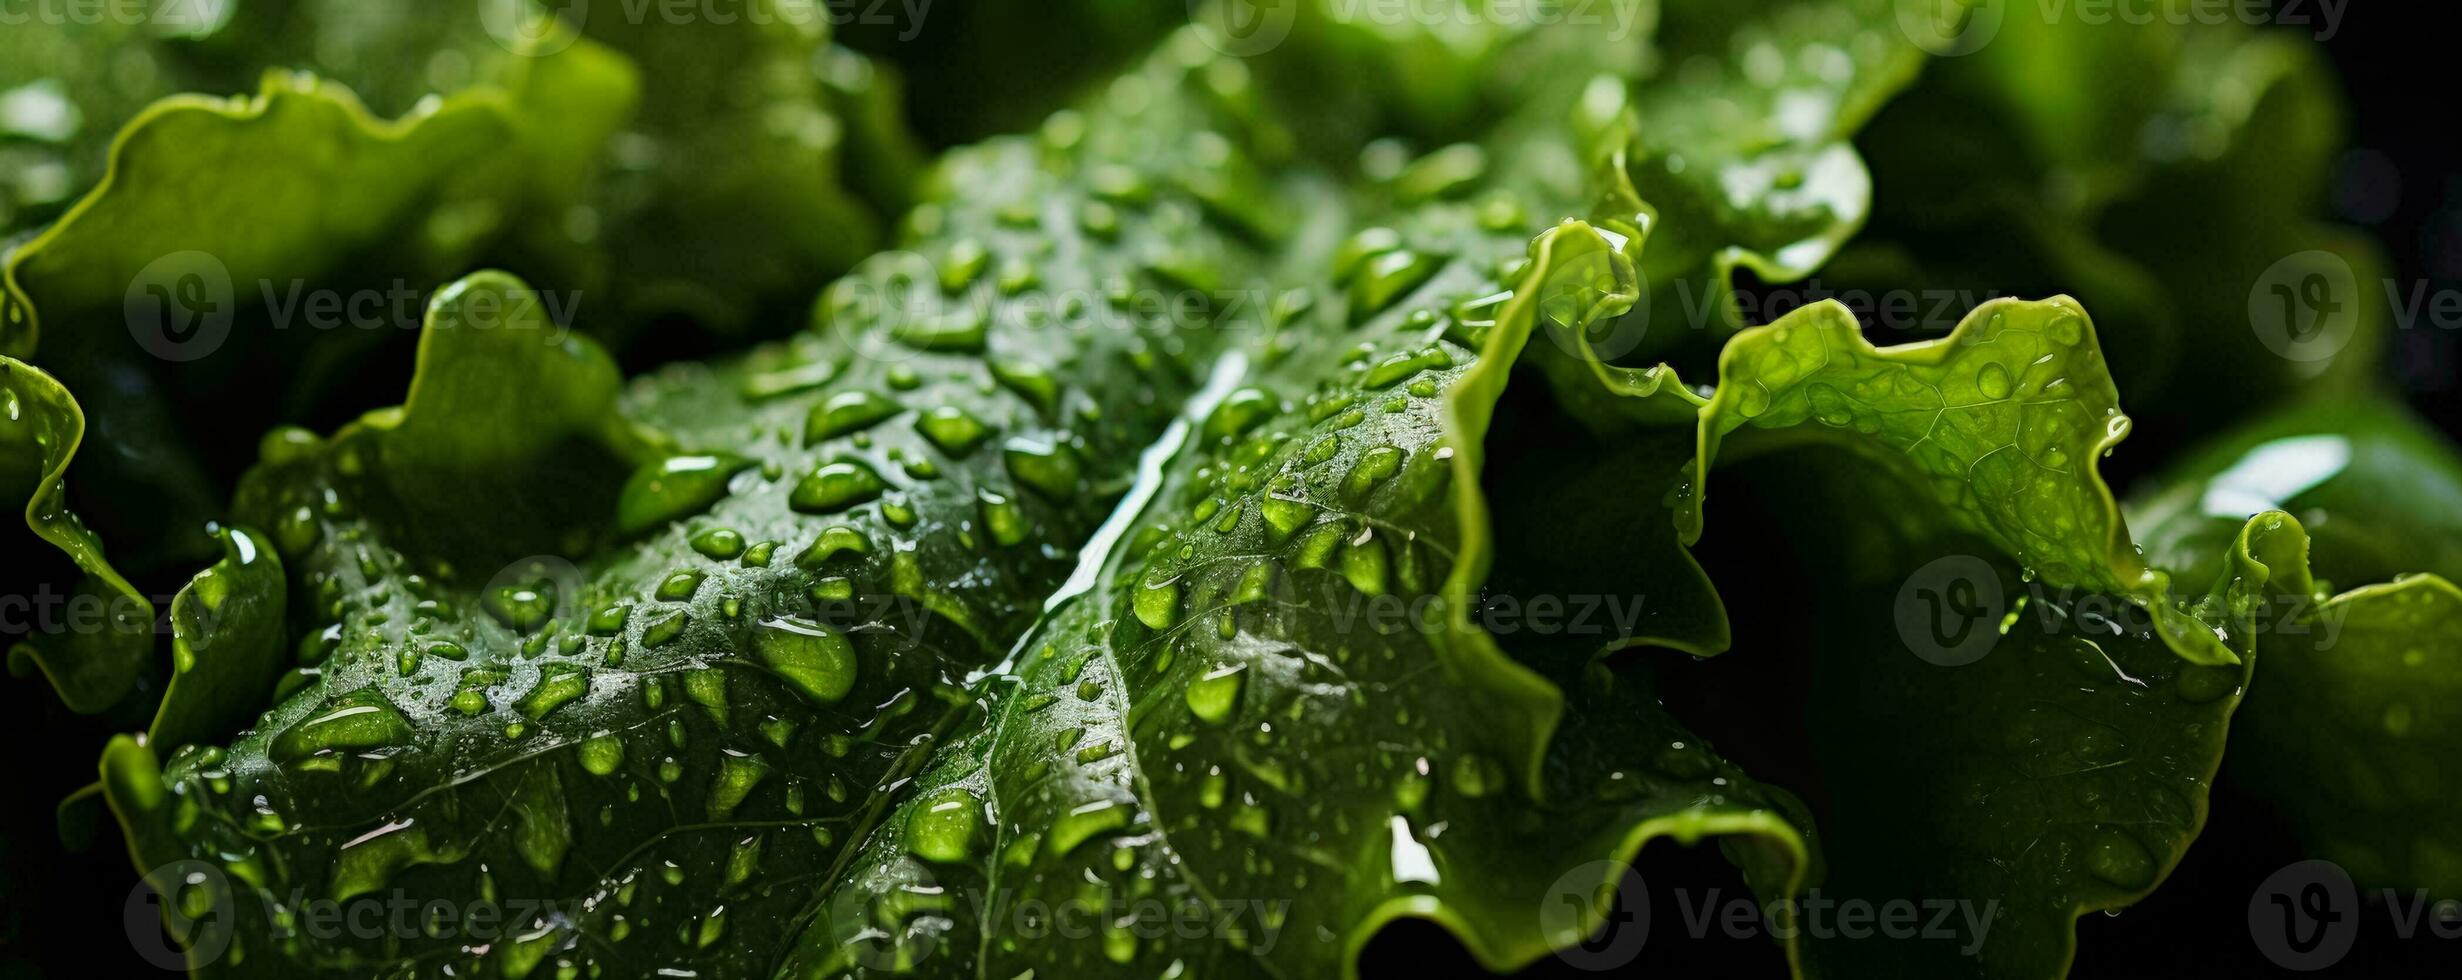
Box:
2129;399;2462;898
793;212;1806;980
103;41;1313;976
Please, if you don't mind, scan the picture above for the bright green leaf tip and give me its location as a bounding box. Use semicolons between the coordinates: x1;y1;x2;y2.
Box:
0;355;150;713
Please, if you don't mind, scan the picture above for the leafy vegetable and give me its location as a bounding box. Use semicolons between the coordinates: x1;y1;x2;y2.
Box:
103;37;1315;975
1836;8;2388;430
787;203;1806;980
2128;400;2462;897
2;2;2449;979
1;356;152;712
1603;0;1936;363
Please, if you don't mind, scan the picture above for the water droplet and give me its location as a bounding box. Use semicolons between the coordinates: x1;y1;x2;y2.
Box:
518;665;592;721
753;616;858;706
656;569;705;602
1734;384;1772;419
1003;437;1082;498
1978;362;2014;400
1046;799;1130;856
805;391;903;444
1342;534;1389;595
707;752;770;819
618;455;752;537
271;689;414;763
690;528;746;560
992;360;1061;417
1135;571;1183;630
1343;446;1406;498
892;308;988;353
1185;664;1245;724
900;786;988;864
2084;826;2155;889
579;735;625;775
1349;251;1445;323
914;405;992;456
979;489;1030;546
643;611;689;647
790;460;887;514
1204;388;1277;442
588;602;632;636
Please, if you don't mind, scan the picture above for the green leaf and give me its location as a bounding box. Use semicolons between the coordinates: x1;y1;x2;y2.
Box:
559;1;924;334
1600;0;1937;361
152;525;288;755
1690;296;2264;666
2127;399;2462;897
2;73;525;358
0;356;152;713
0;44;633;576
102;41;1313;975
840;0;1185;143
0;19;191;235
788;215;1807;978
2231;574;2462;898
2;14;640;355
371;271;645;562
1668;495;2297;978
1547;288;2330;976
1840;13;2387;429
2129;397;2462;589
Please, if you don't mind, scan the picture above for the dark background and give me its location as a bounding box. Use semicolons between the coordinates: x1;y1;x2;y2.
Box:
7;2;2458;977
